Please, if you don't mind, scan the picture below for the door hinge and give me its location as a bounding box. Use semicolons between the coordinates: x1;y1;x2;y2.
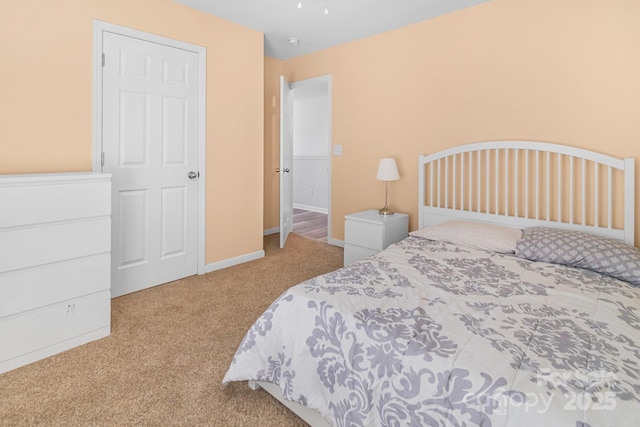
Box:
101;152;105;167
102;53;105;67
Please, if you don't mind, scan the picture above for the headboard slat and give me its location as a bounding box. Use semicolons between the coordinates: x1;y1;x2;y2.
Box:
476;152;481;214
485;151;489;214
557;154;562;224
515;149;519;218
497;149;501;214
595;163;600;228
505;149;509;217
535;150;540;220
545;151;550;221
467;152;472;212
608;166;613;230
570;155;575;225
419;141;635;246
582;158;586;226
525;150;529;219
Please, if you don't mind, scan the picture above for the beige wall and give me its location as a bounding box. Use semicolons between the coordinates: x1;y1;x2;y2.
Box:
267;0;640;245
0;0;264;264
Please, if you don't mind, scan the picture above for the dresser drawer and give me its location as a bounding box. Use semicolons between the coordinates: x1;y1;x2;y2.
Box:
0;290;111;362
0;217;110;273
0;254;110;318
345;220;384;250
0;179;110;228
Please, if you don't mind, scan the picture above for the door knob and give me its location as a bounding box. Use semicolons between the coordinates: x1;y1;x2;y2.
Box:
188;171;199;179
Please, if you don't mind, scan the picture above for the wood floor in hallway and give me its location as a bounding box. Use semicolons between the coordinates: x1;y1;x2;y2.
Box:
292;208;327;242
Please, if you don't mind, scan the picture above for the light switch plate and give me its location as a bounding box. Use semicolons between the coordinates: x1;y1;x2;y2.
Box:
333;145;342;156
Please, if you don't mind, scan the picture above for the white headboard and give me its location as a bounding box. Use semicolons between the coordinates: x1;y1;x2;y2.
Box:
419;141;635;246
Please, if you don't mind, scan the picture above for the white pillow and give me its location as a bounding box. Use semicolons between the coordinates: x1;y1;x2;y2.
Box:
410;220;523;254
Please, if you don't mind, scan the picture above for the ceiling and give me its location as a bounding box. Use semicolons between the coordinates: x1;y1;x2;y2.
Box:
174;0;491;60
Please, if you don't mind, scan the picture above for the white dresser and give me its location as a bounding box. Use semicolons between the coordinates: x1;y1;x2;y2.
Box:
0;172;111;374
344;209;409;266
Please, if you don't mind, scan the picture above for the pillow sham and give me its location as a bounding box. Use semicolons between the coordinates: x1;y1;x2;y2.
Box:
515;227;640;286
410;220;523;254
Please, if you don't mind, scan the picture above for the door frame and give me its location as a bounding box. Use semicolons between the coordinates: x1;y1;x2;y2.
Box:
92;20;207;275
289;75;337;246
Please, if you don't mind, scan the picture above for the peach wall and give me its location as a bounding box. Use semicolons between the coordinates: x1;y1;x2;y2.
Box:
273;0;640;245
0;0;264;264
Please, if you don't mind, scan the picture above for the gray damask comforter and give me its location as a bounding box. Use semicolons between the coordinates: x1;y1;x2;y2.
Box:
223;236;640;427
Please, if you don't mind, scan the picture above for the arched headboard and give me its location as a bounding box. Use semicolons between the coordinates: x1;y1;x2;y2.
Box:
418;141;635;245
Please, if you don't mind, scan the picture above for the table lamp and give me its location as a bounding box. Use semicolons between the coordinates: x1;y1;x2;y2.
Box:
376;157;400;215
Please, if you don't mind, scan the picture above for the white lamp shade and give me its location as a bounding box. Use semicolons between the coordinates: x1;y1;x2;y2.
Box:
376;158;400;181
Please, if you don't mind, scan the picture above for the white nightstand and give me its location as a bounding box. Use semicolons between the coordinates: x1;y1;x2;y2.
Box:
344;209;409;266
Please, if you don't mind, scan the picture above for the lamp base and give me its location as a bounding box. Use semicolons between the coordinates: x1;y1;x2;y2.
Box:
378;207;395;216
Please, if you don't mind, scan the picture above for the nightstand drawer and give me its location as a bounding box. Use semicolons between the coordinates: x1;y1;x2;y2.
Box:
344;244;378;265
343;210;409;266
345;220;385;250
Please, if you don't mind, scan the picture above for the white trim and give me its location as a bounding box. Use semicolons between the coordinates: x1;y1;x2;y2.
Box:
263;227;279;236
264;226;344;248
293;204;328;214
293;155;329;161
290;75;333;242
92;20;208;275
0;171;111;186
204;250;265;273
328;238;345;248
0;327;110;375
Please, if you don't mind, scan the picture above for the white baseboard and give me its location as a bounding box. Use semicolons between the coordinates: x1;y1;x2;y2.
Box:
263;229;343;247
263;227;279;236
328;238;344;247
0;327;110;375
293;204;328;214
204;250;265;273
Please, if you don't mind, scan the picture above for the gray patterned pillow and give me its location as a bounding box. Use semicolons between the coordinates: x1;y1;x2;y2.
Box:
515;227;640;286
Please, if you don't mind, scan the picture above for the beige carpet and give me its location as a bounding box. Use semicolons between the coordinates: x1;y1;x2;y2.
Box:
0;233;344;427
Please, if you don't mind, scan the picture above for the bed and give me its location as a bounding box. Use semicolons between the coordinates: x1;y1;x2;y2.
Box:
223;141;640;426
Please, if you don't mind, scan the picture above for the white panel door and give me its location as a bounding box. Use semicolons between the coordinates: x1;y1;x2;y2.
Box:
279;76;294;248
102;32;199;297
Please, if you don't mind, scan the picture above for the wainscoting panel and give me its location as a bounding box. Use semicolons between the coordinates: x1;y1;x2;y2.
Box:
293;156;328;212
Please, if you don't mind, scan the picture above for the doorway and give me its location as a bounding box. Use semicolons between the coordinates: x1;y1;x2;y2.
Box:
93;21;207;297
289;76;332;244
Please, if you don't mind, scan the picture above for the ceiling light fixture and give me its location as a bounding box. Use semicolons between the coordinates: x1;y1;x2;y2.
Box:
288;37;300;46
295;0;328;15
